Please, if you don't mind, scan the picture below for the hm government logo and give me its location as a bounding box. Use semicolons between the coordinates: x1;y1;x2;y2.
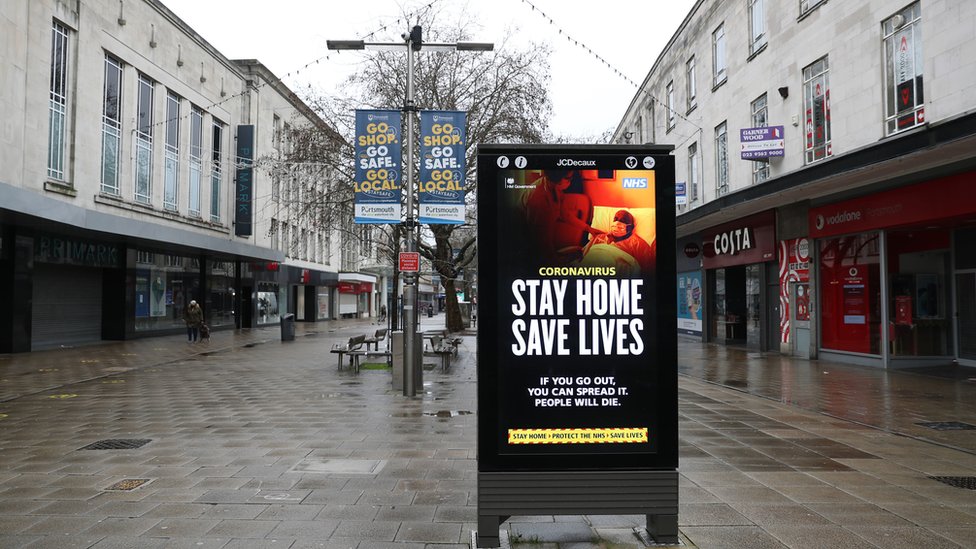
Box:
622;177;648;189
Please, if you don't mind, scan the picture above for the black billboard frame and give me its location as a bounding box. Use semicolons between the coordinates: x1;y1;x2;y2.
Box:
475;144;678;547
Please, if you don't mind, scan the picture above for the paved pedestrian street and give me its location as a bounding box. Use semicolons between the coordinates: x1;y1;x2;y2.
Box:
1;319;975;548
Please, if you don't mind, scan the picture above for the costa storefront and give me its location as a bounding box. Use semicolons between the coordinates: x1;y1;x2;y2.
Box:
702;211;777;350
809;171;976;368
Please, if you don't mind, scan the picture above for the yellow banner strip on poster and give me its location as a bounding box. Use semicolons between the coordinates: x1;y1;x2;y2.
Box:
508;428;648;444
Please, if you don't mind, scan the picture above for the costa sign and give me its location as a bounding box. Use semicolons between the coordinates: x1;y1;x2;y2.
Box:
712;227;753;257
702;211;775;269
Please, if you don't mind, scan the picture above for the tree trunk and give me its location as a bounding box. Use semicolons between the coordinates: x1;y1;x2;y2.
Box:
443;276;464;333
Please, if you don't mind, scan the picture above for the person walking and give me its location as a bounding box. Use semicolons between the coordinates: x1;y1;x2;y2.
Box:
183;300;203;343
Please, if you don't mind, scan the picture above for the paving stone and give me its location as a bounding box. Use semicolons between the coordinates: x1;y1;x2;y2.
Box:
269;518;343;539
205;518;279;538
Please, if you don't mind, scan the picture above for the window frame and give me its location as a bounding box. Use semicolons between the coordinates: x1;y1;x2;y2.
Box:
712;23;727;87
688;142;699;202
47;21;71;181
714;122;729;196
163;91;181;211
686;56;697;112
100;54;123;195
666;81;676;130
799;0;828;18
751;94;770;184
134;73;155;204
210;120;224;222
803;56;832;164
882;2;924;136
188;106;204;217
749;0;768;56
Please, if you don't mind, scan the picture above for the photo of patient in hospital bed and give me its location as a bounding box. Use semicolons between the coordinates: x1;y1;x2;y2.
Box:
514;168;657;277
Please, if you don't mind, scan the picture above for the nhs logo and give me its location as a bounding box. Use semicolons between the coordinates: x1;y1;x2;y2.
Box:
622;177;648;189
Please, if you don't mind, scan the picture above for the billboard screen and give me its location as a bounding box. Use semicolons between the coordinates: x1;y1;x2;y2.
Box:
476;145;677;472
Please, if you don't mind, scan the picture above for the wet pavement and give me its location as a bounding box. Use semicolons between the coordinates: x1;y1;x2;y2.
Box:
0;320;974;548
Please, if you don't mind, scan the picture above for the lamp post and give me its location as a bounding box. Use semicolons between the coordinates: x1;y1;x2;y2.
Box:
328;26;492;397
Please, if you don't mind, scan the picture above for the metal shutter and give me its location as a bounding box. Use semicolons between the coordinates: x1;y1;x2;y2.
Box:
32;264;103;350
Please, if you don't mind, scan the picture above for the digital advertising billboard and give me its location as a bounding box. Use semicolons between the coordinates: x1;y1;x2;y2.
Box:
476;144;677;472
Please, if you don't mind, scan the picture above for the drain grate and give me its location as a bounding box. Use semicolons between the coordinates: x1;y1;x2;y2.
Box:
916;421;976;431
929;476;976;490
105;478;152;491
79;439;152;450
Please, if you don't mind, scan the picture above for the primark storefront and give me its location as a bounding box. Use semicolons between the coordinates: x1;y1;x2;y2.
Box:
0;197;285;352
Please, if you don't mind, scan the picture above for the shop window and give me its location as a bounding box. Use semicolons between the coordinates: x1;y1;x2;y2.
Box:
133;250;200;332
887;229;951;357
257;281;281;325
819;233;881;355
209;260;236;328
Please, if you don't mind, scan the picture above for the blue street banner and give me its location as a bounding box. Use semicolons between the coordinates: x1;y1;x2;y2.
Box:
419;111;466;224
354;110;402;223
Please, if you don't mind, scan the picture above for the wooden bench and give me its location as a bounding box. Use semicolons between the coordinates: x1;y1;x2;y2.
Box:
331;334;366;369
423;335;455;371
363;328;389;351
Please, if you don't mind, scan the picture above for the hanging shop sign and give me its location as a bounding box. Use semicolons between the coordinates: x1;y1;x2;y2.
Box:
354;110;402;224
702;211;776;269
675;181;687;205
740;125;785;160
419;111;467;224
235;125;254;236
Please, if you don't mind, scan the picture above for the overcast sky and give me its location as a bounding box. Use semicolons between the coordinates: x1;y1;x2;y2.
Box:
160;0;697;139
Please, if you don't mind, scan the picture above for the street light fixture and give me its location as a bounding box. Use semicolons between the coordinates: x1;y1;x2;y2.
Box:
328;26;492;397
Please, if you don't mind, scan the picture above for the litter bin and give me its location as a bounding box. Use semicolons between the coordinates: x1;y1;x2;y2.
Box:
280;313;295;341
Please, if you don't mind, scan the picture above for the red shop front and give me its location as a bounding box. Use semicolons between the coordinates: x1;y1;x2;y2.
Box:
338;280;374;319
809;171;976;368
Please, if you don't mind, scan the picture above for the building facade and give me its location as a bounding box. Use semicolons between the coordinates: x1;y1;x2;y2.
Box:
0;0;371;352
616;0;976;369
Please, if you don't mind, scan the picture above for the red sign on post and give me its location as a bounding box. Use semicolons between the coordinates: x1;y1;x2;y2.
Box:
399;252;420;272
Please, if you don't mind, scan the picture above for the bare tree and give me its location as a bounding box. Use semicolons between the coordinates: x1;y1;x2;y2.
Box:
271;6;553;332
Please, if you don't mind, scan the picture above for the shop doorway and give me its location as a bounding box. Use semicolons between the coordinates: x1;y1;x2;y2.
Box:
956;272;976;365
791;282;812;359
